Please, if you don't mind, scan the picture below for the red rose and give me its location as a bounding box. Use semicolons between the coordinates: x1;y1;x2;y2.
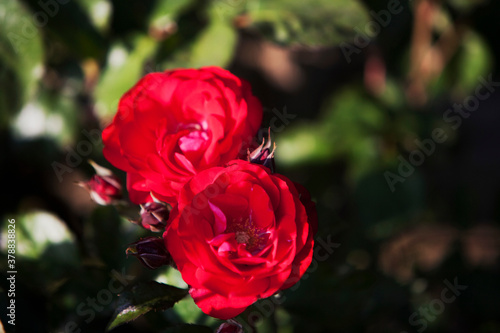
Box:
164;160;317;319
102;67;263;204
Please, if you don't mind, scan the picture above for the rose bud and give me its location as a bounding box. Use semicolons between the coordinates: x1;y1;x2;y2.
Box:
126;237;172;269
216;320;243;333
77;160;122;205
132;202;170;232
247;128;276;173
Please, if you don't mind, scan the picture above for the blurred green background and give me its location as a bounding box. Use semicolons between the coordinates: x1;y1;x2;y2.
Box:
2;0;500;332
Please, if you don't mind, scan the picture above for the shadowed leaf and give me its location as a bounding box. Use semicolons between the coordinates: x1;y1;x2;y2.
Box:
107;281;189;331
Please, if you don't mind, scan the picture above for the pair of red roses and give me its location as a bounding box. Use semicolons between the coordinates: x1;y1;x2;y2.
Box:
102;67;317;319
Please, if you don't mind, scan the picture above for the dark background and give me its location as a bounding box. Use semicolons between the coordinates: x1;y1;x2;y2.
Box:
1;0;500;332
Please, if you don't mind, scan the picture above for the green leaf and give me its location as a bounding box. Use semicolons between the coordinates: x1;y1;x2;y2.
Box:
9;211;77;260
244;0;370;46
76;0;112;32
212;0;246;21
107;281;189;331
155;266;189;289
278;87;387;180
160;3;237;69
148;0;195;29
0;0;43;120
94;34;157;119
454;31;492;94
189;18;237;68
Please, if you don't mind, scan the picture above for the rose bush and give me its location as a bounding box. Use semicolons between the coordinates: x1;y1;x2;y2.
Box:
102;67;263;204
164;160;317;319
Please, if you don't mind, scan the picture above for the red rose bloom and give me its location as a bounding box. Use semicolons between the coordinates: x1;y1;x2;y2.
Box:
164;160;317;319
102;67;262;204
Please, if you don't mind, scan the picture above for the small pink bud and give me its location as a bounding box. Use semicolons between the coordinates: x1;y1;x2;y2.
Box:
126;237;172;269
78;160;122;205
88;174;122;205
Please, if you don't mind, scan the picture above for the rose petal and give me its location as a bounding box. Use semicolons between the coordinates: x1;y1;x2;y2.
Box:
209;201;227;235
189;287;255;320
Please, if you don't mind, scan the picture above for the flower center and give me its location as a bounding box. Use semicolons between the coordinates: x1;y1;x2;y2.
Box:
175;123;210;164
226;217;268;253
178;127;209;152
235;231;250;244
